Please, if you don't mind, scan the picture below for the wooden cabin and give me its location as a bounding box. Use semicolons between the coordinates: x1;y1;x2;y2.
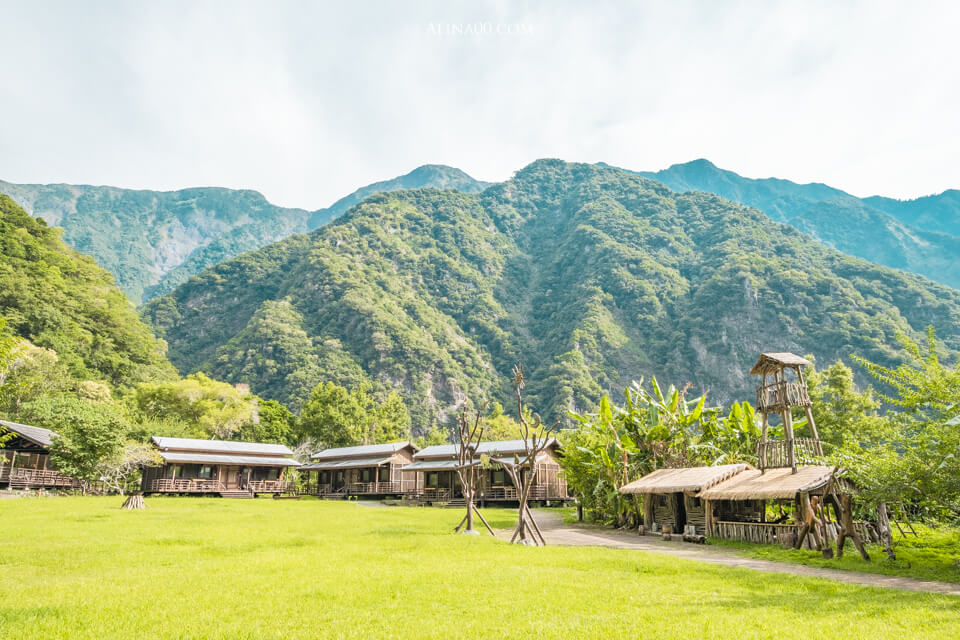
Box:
0;420;81;490
299;442;419;498
402;438;570;504
141;437;300;497
620;464;748;535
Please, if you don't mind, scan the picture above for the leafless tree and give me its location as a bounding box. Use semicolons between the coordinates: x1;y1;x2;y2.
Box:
500;363;558;546
453;404;495;536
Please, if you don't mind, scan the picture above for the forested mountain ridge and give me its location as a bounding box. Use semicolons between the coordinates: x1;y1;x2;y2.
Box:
0;165;489;303
143;160;960;429
626;159;960;289
0;194;177;389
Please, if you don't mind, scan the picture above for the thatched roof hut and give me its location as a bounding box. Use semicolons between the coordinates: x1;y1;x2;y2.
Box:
698;465;835;500
620;464;748;495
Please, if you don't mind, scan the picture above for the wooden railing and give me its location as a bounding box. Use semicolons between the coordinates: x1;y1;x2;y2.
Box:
246;480;288;494
757;437;823;468
714;521;798;544
420;487;453;501
0;467;81;488
346;481;405;495
147;478;225;493
757;381;812;412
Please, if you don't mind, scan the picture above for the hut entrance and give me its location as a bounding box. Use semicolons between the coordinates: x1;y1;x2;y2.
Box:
673;494;686;532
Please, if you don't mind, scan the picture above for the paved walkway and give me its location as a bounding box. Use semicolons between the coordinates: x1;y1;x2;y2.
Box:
514;510;960;596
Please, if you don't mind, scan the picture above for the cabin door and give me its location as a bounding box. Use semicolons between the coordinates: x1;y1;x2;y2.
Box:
224;466;241;489
673;494;687;531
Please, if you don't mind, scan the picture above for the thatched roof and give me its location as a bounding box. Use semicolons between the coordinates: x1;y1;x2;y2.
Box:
698;465;835;500
620;464;749;495
750;352;812;375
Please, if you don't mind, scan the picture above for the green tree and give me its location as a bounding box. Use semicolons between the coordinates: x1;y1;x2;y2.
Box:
21;395;127;490
849;329;960;519
299;382;411;448
234;398;297;445
134;373;256;439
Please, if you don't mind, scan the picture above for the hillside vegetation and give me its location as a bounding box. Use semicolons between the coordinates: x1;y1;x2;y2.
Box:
143;161;960;428
634;159;960;289
0;194;176;389
0;165;488;302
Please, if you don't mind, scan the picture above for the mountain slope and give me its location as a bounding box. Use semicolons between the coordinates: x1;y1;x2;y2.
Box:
0;194;177;388
0;165;490;303
630;159;960;289
142;161;960;428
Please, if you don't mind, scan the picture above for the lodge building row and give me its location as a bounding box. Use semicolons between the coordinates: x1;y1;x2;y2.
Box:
0;421;569;503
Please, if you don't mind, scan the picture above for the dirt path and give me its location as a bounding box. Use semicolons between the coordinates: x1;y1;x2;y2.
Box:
519;510;960;596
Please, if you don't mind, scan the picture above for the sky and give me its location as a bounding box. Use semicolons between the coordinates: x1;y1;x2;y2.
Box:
1;0;958;209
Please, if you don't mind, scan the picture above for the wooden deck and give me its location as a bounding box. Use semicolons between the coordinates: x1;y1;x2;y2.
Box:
0;467;81;489
145;478;289;494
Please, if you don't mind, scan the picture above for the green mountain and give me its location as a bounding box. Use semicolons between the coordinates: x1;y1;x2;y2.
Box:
0;194;177;388
628;159;960;289
142;161;960;428
0;165;489;303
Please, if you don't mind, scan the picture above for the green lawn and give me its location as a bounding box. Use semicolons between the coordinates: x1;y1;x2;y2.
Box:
1;497;958;639
711;525;960;584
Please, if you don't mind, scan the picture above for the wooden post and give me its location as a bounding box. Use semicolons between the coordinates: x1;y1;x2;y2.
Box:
703;498;713;536
796;368;824;457
877;502;896;560
643;493;654;530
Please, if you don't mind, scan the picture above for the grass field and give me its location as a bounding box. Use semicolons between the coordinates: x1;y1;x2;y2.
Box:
1;497;958;639
712;524;960;584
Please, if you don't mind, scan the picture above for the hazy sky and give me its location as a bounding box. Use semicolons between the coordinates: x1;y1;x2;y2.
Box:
1;1;958;208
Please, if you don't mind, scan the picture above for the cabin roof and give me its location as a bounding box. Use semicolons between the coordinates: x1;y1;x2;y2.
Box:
697;465;836;500
310;441;416;461
620;464;749;495
300;456;395;471
402;460;464;472
0;420;57;447
402;454;553;473
414;438;559;460
157;451;301;467
750;352;813;375
150;436;293;456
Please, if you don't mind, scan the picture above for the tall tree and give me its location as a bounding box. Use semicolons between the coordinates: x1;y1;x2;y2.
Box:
298;382;411;448
133;373;256;439
22;395;127;492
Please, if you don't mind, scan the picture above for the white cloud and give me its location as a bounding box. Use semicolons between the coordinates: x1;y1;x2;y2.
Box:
0;0;957;207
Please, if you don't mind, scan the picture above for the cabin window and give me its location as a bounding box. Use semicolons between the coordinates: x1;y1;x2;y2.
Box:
198;466;213;479
268;468;279;480
168;465;181;479
690;497;701;508
492;469;506;485
658;495;668;507
427;472;439;488
379;467;389;482
335;471;344;483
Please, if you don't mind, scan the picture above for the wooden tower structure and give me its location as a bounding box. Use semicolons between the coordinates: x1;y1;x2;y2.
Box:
751;353;823;474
